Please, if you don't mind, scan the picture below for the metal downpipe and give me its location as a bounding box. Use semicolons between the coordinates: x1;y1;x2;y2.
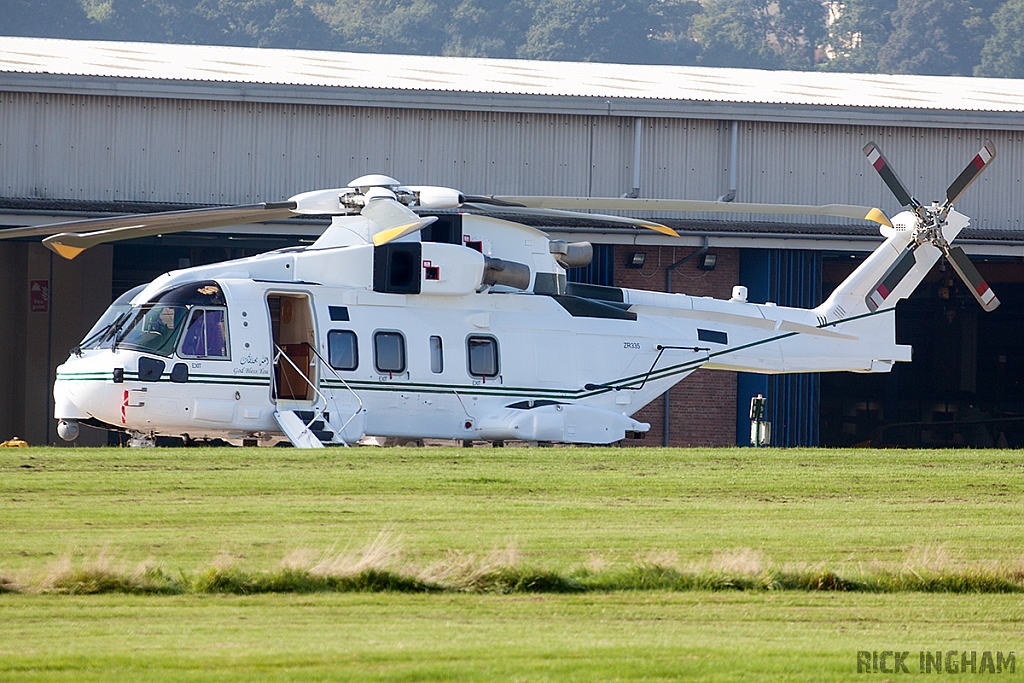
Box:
717;121;739;203
622;118;642;198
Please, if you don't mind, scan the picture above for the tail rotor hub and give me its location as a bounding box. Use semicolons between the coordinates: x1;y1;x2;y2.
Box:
864;139;1000;313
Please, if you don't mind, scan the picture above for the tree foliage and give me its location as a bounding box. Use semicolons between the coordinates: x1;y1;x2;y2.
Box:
821;0;898;71
80;0;333;47
877;0;991;74
197;0;335;49
692;0;826;69
8;0;88;37
975;0;1024;76
517;0;654;63
312;0;446;54
0;0;1019;76
444;0;532;58
692;0;780;68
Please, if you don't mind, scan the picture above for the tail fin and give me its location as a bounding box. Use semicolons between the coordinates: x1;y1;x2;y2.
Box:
815;209;969;323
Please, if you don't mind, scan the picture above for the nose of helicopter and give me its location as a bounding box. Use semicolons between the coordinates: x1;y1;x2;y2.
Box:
53;353;127;431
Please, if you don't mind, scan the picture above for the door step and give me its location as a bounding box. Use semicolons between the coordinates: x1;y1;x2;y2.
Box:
274;410;341;448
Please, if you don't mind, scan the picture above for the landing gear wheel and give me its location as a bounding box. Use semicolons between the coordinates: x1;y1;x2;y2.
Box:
128;431;156;448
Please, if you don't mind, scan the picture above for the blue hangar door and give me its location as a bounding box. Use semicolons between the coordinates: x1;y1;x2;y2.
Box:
736;250;822;447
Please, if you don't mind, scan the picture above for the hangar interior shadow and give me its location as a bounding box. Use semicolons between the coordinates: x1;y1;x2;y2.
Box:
819;255;1024;448
111;237;306;297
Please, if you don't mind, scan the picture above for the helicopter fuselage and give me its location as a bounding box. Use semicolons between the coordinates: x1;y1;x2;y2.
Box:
53;214;916;446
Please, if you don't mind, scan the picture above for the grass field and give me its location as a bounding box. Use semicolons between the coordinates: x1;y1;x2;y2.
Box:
1;445;1023;680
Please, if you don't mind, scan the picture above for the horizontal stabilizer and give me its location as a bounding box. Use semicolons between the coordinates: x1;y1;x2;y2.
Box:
777;320;856;340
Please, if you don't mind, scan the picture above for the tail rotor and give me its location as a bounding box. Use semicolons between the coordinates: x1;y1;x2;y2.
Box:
862;139;1000;313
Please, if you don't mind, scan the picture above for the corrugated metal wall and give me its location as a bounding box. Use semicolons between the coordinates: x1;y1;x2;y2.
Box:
2;91;1022;228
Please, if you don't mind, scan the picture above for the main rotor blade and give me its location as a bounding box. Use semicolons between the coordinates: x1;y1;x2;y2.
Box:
866;245;918;312
462;203;679;237
944;244;1000;312
944;139;996;209
485;196;891;228
461;195;525;208
362;197;438;246
863;142;918;211
0;203;298;260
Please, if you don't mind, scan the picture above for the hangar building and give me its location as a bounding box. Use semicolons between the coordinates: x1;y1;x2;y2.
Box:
2;36;1024;447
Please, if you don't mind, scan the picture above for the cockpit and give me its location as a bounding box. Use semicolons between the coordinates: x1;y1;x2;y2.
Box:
77;281;230;359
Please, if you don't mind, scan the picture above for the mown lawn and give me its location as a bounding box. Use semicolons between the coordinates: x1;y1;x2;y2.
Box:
2;446;1021;573
3;592;1023;682
1;445;1022;681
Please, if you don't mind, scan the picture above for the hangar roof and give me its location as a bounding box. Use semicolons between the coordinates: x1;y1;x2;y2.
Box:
2;37;1024;127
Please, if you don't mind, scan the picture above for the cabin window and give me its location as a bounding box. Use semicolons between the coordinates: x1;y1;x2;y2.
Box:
116;304;189;357
374;331;406;373
178;308;229;358
430;336;444;373
328;330;359;371
467;336;499;377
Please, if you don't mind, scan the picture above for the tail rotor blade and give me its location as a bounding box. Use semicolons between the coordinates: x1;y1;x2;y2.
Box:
944;140;996;209
866;244;919;312
944;244;1000;312
863;142;919;210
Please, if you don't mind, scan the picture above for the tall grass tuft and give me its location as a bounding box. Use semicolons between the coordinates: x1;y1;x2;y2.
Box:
472;566;584;593
784;570;861;592
190;566;439;594
194;534;441;594
422;544;581;593
12;545;1024;596
870;568;1023;593
38;556;183;595
282;532;405;578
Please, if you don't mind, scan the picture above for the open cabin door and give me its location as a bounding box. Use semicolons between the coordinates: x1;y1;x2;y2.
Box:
267;293;317;402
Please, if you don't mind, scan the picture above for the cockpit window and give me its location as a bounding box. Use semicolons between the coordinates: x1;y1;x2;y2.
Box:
178;308;229;358
79;281;230;357
77;284;147;351
116;305;189;356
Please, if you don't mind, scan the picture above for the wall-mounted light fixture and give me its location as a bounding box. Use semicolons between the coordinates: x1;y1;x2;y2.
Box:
699;253;717;271
627;252;646;269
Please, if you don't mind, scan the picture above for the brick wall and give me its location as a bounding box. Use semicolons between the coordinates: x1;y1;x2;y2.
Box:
614;245;739;447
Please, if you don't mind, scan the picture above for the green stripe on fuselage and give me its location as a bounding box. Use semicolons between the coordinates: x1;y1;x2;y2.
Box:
55;308;892;399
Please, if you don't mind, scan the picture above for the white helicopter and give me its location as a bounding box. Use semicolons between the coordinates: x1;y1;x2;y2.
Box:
0;140;1000;447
